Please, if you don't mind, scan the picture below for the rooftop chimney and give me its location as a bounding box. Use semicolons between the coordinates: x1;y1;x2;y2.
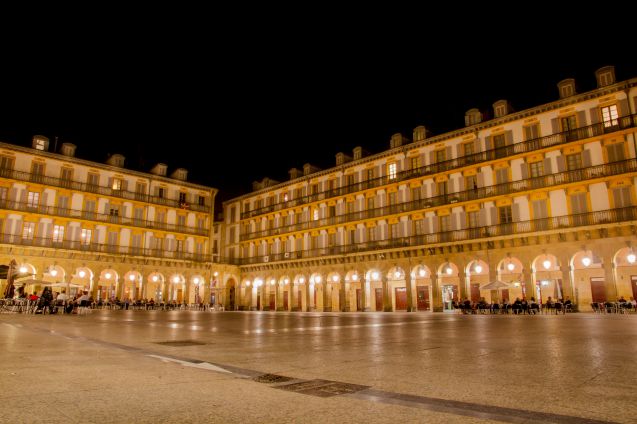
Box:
106;154;125;168
289;168;302;180
335;152;352;166
60;143;76;157
32;135;50;151
595;65;615;88
150;163;167;176
557;78;577;99
464;109;482;127
170;167;188;181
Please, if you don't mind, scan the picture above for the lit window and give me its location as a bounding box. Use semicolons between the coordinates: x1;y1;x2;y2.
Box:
601;105;619;128
80;229;92;245
27;192;40;208
35;139;46;150
22;222;35;240
112;178;122;190
313;209;319;221
283;193;289;202
53;225;64;243
388;163;397;180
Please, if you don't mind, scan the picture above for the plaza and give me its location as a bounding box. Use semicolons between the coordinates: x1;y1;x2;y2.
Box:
1;310;635;423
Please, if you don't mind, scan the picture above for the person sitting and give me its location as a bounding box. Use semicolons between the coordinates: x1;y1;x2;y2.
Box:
529;297;540;314
512;297;522;314
618;296;627;304
520;297;529;314
37;287;53;313
563;296;573;312
545;296;554;313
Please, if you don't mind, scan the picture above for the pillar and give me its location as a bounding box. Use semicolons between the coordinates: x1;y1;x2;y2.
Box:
458;267;467;301
603;256;618;301
558;255;574;301
405;272;414;312
304;281;310;312
523;268;534;302
340;279;347;312
322;280;331;312
431;273;442;312
362;278;370;311
382;276;391;311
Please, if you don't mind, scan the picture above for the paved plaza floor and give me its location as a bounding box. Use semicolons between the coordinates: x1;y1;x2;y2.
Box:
1;311;636;423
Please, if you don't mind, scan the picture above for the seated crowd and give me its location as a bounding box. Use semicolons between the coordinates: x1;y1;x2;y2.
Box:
455;296;574;314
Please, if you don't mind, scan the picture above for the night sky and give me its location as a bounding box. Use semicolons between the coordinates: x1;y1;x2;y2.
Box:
1;28;635;212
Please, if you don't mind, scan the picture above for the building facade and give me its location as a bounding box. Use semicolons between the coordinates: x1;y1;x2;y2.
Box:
0;137;237;305
222;66;637;312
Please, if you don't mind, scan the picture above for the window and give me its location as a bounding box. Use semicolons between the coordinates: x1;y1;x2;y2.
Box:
388;192;397;206
499;206;513;223
328;232;336;247
524;124;540;141
495;168;509;184
134;208;144;225
437;181;447;196
561;115;577;137
529;161;544;178
35;138;46;150
345;174;354;186
0;155;14;170
27;192;40;208
197;218;205;229
465;175;478;193
390;223;399;239
468;211;479;228
176;239;184;252
601;105;619;128
570;193;588;215
413;219;425;235
367;169;374;181
439;215;451;232
52;225;64;243
198;195;205;206
87;173;99;187
328;205;335;217
179;192;187;203
435;149;446;163
229;227;236;243
367;197;375;210
411;187;421;201
136;182;146;195
177;215;186;227
111;178;122;190
613;186;633;208
60;167;73;182
387;163;397;180
283;192;289;202
532;199;548;220
411;157;419;170
31;162;44;177
22;222;35;240
566;153;582;170
0;187;7;201
312;208;319;221
80;228;92;245
605;143;625;163
311;184;319;195
348;228;356;244
346;201;354;214
368;227;376;242
109;207;120;217
157;187;165;198
463;142;474;157
493;134;506;158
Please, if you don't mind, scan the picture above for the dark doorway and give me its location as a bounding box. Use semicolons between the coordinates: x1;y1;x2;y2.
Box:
395;287;407;310
356;288;362;311
590;277;606;303
375;288;383;311
470;283;480;303
417;286;429;311
269;293;275;310
283;291;289;310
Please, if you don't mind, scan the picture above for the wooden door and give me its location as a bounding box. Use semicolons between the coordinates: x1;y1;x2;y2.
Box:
256;294;261;310
297;290;302;310
314;287;318;308
501;289;509;302
229;286;235;310
417;286;429;310
283;291;289;310
452;285;458;302
375;288;383;311
632;276;637;300
176;289;183;303
590;277;606;303
395;287;407;310
470;283;480;303
356;289;362;311
269;293;275;310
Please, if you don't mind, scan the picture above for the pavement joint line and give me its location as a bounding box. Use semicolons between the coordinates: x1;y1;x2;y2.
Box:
1;319;621;424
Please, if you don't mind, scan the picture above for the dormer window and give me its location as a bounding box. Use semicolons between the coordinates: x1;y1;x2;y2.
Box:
35;139;46;151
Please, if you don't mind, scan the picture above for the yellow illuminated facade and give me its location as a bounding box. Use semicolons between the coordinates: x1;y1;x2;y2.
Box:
223;66;637;312
0;137;237;305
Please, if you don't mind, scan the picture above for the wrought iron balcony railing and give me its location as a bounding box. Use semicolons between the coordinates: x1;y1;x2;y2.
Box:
0;200;209;236
238;206;636;265
241;114;637;220
241;158;637;241
0;168;210;213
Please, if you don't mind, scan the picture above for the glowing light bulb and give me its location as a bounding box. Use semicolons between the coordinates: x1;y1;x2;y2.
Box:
245;280;251;286
352;274;358;281
270;279;275;286
152;275;158;282
129;274;136;281
315;276;321;283
78;270;86;278
194;277;200;284
105;272;112;279
299;277;304;283
542;260;551;270
627;253;636;264
213;271;219;277
394;271;401;279
581;257;591;267
419;269;426;277
507;263;515;272
372;272;379;280
474;265;482;274
173;276;180;283
50;269;58;277
446;267;453;275
332;275;338;282
19;266;28;273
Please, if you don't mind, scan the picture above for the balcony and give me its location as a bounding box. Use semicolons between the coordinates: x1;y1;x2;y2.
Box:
241;113;637;220
239;206;637;265
240;158;637;241
0;200;210;236
0;168;211;213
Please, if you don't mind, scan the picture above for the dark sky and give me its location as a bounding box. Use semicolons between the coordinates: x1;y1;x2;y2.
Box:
1;22;635;210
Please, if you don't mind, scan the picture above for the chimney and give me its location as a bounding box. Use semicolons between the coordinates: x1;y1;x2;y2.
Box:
413;126;429;141
595;65;615;88
60;143;76;157
170;167;188;181
390;133;410;149
150;163;167;176
32;135;50;151
335;152;352;166
106;154;125;168
492;100;512;118
464;109;482;127
557;78;577;99
289;168;302;180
